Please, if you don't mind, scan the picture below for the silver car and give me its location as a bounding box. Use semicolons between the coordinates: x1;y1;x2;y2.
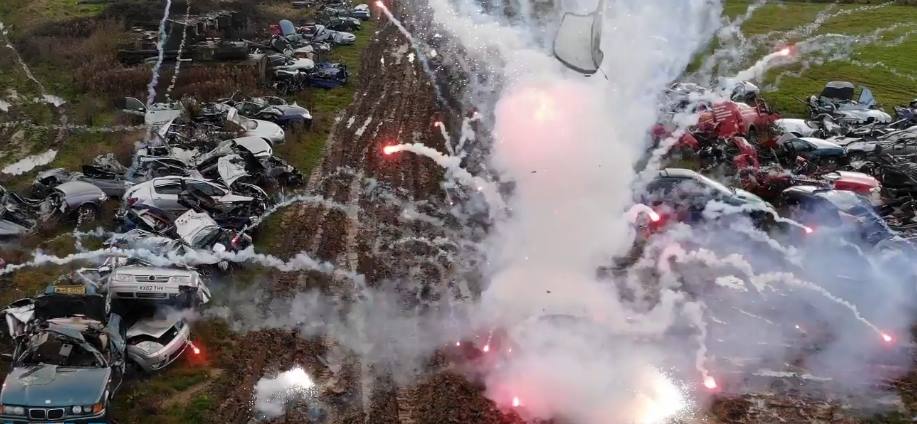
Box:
125;317;192;373
123;176;265;215
41;181;108;223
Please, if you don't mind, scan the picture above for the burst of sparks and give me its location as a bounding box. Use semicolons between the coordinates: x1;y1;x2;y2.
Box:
703;375;718;390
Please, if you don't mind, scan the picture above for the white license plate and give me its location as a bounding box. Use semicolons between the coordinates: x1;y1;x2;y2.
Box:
138;285;167;292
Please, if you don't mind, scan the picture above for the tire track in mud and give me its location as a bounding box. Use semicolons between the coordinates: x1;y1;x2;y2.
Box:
208;4;481;422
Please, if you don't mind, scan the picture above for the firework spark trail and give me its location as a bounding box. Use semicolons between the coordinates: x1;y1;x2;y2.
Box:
455;112;480;157
762;1;894;44
434;121;454;155
375;1;446;105
383;143;504;215
764;23;915;90
663;245;887;338
146;0;173;110
252;194;356;226
166;0;192;98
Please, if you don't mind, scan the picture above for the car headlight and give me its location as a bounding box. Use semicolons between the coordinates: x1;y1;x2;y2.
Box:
2;405;25;415
112;273;134;282
170;275;193;284
134;341;164;355
72;405;83;414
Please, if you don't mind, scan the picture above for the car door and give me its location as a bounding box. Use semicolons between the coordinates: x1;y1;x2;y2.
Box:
151;178;185;212
187;180;229;204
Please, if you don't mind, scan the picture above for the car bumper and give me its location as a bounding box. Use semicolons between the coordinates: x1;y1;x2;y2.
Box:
0;411;106;423
129;324;191;372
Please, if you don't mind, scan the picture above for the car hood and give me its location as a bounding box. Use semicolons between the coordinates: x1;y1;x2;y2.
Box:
0;218;31;236
56;181;105;199
775;119;816;137
1;365;108;407
127;317;180;339
246;120;285;143
836;109;892;122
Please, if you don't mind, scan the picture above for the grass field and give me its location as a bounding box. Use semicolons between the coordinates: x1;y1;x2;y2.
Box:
720;0;917;117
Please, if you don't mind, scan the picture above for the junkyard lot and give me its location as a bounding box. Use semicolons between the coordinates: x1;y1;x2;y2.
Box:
1;1;917;424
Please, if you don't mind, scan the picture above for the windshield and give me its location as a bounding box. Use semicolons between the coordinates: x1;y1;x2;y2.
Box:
20;332;104;368
191;226;224;248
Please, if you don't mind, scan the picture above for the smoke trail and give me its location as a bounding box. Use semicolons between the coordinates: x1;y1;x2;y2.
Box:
166;0;192;98
0;21;48;95
383;143;504;215
375;1;446;104
146;0;174;110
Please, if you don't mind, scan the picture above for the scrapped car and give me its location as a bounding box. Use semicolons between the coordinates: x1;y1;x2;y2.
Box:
122;97;183;126
893;99;917;128
217;104;285;144
33;167;130;198
321;15;361;32
231;97;312;129
696;99;780;146
124;317;191;373
0;285;125;423
807;81;892;125
820;171;881;202
0;185;38;238
175;210;253;252
352;4;371;20
116;203;175;234
306;62;349;89
777;136;847;167
841;126;917;159
308;24;356;45
124;176;268;217
104;259;210;307
637;168;811;239
780;186;899;247
195;137;303;188
39;181;108;224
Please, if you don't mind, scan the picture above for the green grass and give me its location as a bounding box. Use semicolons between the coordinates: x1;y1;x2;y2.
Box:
719;0;917;117
0;0;103;33
275;19;377;175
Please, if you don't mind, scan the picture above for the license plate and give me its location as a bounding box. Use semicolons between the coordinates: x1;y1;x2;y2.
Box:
54;285;86;295
138;285;166;292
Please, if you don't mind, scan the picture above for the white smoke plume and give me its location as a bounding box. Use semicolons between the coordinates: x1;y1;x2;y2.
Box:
253;366;318;419
166;0;192;98
146;0;173;110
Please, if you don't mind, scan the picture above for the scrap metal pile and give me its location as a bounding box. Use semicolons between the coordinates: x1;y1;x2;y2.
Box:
0;93;308;421
648;80;917;249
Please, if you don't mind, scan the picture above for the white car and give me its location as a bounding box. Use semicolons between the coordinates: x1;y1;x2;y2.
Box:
218;104;285;144
105;260;210;306
175;210;252;251
311;24;356;45
123;176;265;215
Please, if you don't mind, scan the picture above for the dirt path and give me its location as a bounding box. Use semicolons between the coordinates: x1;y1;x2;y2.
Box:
205;3;493;421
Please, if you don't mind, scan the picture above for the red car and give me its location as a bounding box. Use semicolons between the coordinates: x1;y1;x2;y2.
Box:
821;171;882;204
696;100;781;147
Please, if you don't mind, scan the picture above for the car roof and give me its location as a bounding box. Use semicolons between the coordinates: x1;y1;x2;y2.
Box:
55;181;104;197
825;81;855;89
798;137;844;149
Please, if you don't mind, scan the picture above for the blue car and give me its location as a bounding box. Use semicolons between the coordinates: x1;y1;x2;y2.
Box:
306;63;348;89
778;136;847;166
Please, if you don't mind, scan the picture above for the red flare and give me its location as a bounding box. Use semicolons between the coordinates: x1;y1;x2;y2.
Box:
383;145;398;155
881;332;894;343
188;341;201;355
803;225;814;235
375;0;384;6
777;47;791;56
648;209;661;222
512;396;521;408
482;344;490;353
703;375;718;390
